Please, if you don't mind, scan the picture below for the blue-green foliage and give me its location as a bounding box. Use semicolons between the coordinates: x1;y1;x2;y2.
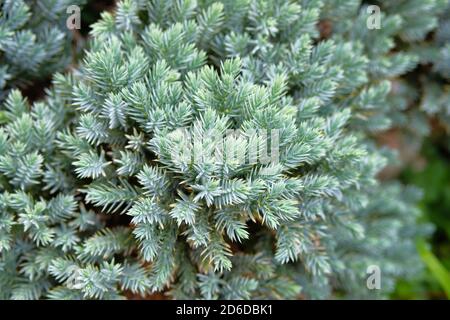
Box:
0;0;436;299
0;0;85;101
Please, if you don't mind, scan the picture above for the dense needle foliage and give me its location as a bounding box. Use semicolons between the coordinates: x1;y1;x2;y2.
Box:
1;0;448;299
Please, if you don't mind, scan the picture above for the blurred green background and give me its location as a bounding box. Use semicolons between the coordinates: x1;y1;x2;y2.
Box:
393;134;450;299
